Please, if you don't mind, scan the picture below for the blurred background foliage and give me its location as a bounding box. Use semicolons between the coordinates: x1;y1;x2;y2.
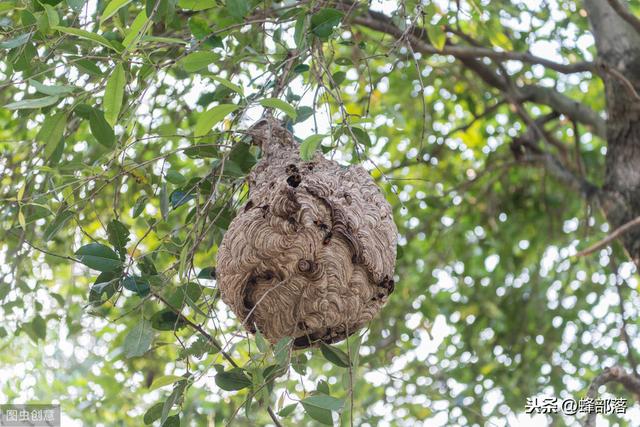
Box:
0;0;639;425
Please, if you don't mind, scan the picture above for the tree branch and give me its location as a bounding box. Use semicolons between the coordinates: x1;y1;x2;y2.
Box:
152;291;239;368
153;291;285;425
344;4;607;138
348;7;595;74
605;0;640;35
343;3;606;195
517;85;607;139
575;215;640;257
510;114;597;197
267;406;284;427
584;366;640;427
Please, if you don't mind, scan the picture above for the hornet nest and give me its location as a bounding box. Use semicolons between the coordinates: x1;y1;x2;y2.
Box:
216;117;397;349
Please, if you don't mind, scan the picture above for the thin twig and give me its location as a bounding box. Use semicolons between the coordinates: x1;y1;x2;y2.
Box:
153;291;292;424
345;4;595;74
575;216;640;258
152;291;238;368
267;406;284;427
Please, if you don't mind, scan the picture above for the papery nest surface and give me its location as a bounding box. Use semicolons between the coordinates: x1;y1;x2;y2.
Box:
217;118;397;349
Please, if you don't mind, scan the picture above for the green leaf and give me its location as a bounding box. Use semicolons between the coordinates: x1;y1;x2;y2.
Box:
215;368;252;391
165;169;186;185
122;276;150;296
37;13;50;36
335;57;353;65
226;0;250;20
263;364;287;382
310;8;344;40
487;18;513;50
89;108;116;148
278;403;297;417
37;112;67;158
300;134;325;161
180;51;218;73
255;330;268;353
161;380;187;424
317;380;330;395
143;402;164;425
104;63;126;126
169;189;194;209
426;20;446;51
132;195;148;218
292;352;308;375
302;394;344;411
43;209;73;241
149;375;185;391
259;98;297;120
274;336;292;367
160;182;169;220
138;255;158;276
162;414;180;427
89;271;121;306
67;0;87;11
347;333;362;369
178;243;189;281
168;282;203;308
0;0;15;14
107;219;130;259
194;104;239;137
141;35;188;45
188;15;212;39
29;79;75;96
210;76;243;96
489;31;513;50
184;142;217;158
227;141;256;174
332;71;346;85
295;106;314;123
43;4;59;27
197;267;216;279
4;96;59;110
75;59;103;76
122;10;148;51
123;319;153;358
75;243;123;272
178;0;216;10
294;15;307;48
293;64;310;74
301;402;333;425
101;0;133;23
320;342;351;367
0;33;31;49
180;334;218;358
52;26;116;50
31;315;47;341
150;309;187;331
352;127;371;146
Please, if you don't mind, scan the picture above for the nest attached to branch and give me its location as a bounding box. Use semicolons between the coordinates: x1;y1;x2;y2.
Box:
217;118;397;349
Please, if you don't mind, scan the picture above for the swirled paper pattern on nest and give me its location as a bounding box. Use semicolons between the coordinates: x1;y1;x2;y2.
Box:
217;118;397;349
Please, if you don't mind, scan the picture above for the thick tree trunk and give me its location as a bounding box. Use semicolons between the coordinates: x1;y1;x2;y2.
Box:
585;0;640;266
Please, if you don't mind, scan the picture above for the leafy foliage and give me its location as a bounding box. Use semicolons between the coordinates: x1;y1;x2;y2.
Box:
0;0;638;426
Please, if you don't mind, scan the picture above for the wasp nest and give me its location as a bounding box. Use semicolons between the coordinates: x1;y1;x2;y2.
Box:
216;118;397;349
